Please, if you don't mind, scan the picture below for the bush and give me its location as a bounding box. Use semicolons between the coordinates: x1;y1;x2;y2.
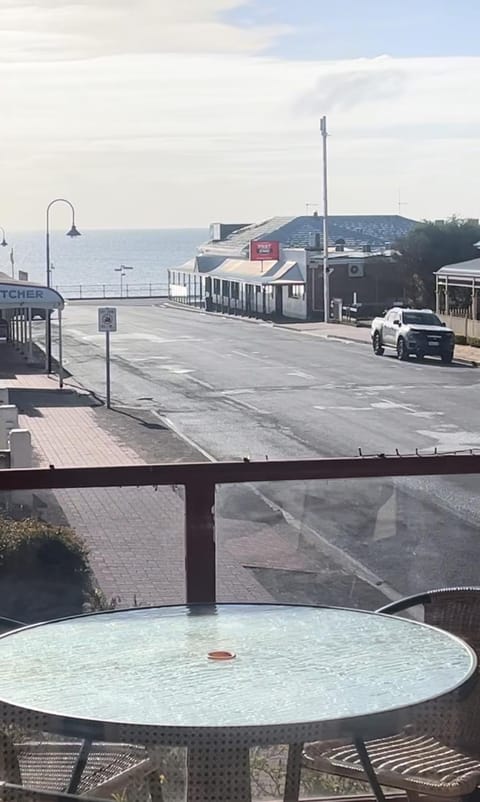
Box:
0;516;92;622
466;336;480;348
0;517;89;578
456;335;467;345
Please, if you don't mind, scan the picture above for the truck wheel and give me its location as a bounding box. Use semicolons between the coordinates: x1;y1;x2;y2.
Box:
372;332;384;355
397;338;409;361
441;350;454;364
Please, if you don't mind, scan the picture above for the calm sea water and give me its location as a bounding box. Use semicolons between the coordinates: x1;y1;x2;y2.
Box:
1;229;208;292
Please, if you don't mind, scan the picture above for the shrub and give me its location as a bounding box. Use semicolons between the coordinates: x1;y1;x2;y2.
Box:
0;517;89;578
0;516;91;622
466;336;480;348
456;335;467;345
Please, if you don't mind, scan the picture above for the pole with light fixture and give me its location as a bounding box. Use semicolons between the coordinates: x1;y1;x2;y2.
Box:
114;264;133;298
45;198;81;373
320;116;330;323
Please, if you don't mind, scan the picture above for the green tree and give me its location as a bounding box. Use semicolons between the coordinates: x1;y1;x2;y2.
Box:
396;217;480;307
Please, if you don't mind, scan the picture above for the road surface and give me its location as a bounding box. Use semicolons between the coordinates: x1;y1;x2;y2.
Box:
45;302;480;603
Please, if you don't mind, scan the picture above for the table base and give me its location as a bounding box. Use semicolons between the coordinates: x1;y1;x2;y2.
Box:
187;746;251;802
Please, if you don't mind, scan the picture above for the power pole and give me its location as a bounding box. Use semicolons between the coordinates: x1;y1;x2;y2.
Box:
320;116;330;323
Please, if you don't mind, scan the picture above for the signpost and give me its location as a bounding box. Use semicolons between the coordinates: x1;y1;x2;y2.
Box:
98;307;117;409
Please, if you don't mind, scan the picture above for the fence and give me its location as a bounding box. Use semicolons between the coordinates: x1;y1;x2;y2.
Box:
54;283;169;300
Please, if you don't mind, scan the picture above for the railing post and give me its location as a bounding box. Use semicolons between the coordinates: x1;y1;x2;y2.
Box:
79;285;82;299
185;480;216;604
103;285;106;298
149;283;152;297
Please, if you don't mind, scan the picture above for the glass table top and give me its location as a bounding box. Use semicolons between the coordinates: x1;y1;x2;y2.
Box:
0;604;474;729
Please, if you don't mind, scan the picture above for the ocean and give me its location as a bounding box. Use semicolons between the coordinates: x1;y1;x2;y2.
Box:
2;229;208;294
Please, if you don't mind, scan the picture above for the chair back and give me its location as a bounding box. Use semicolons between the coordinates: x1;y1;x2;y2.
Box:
382;587;480;755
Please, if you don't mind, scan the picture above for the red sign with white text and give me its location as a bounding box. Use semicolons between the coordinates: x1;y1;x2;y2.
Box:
250;240;280;261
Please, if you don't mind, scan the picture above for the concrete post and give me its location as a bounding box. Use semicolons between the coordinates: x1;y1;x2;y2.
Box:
9;429;32;468
0;406;19;449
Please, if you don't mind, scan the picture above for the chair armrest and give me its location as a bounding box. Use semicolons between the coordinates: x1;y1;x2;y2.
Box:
376;592;432;615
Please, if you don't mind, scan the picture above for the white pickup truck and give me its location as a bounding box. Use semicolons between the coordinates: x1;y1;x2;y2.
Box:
371;307;455;362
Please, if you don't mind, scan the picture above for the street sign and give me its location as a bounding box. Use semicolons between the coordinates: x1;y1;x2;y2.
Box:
98;308;117;408
98;307;117;332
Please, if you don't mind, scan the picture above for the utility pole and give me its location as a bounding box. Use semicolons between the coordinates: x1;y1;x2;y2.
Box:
320;116;330;323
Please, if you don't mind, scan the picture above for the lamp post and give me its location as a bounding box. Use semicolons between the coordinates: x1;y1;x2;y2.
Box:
0;228;8;248
45;199;81;373
114;264;133;298
320;116;330;323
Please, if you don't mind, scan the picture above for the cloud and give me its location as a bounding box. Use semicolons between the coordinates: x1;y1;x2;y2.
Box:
0;0;287;61
1;40;480;226
295;58;407;113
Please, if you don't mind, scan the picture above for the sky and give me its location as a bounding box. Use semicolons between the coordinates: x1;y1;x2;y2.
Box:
1;0;480;230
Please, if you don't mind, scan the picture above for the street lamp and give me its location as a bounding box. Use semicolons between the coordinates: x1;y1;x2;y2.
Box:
114;264;133;298
45;198;81;373
0;227;8;248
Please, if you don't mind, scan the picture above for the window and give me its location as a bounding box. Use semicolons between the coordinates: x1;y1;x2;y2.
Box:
288;284;305;299
403;311;442;326
222;280;230;297
255;285;261;294
231;283;239;300
213;279;220;294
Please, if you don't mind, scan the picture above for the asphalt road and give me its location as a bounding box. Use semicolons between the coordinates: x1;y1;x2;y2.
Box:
45;302;480;603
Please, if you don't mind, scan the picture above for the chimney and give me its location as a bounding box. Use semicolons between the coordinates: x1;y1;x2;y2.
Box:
335;238;345;253
362;244;371;253
313;210;319;217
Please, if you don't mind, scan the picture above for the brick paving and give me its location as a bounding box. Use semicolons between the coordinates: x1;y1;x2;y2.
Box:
2;347;271;605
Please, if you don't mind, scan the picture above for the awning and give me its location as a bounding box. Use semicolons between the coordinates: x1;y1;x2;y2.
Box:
0;281;64;310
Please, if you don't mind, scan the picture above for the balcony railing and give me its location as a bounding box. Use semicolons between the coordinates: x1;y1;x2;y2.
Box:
1;453;480;802
2;452;479;604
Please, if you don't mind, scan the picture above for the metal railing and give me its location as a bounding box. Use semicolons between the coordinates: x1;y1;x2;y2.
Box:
1;452;480;604
54;284;169;300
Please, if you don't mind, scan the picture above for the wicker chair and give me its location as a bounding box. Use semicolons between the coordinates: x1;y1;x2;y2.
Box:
0;619;163;801
293;588;480;802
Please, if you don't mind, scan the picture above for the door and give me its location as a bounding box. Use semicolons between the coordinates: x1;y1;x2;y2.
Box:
275;285;283;318
245;285;253;314
382;310;399;345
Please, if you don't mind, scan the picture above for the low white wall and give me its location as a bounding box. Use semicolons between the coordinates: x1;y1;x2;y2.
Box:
282;291;307;320
440;313;480;340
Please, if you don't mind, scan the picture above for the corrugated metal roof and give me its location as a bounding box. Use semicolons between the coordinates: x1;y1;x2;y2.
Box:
436;258;480;277
202;215;416;254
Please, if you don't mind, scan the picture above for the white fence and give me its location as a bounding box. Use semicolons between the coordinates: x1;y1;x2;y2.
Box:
54;283;169;300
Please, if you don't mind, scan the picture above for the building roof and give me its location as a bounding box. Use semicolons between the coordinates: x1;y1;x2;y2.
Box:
200;215;416;257
436;258;480;277
207;258;303;285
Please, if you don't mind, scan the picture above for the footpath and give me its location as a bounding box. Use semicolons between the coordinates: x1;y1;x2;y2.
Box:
1;345;271;606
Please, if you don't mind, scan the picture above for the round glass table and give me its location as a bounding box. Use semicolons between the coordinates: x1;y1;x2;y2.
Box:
0;604;475;802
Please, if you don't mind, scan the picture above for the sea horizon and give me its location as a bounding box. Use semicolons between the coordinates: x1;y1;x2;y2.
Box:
1;228;209;290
